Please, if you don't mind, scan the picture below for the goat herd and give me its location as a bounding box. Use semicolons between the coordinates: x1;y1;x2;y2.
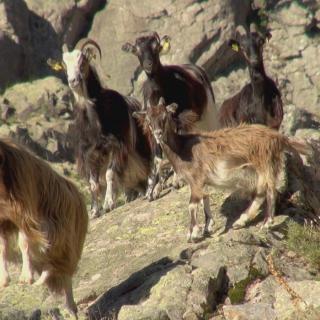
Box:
0;22;313;318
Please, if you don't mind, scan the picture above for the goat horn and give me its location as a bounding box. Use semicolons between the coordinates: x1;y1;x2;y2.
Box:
152;32;161;44
235;25;247;37
75;38;102;59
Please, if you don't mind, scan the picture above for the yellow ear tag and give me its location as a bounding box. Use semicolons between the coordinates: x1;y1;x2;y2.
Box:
47;58;64;71
231;43;239;52
160;38;171;55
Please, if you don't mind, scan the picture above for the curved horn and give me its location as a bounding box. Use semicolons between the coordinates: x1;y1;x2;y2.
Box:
235;25;247;37
152;32;161;44
75;38;102;59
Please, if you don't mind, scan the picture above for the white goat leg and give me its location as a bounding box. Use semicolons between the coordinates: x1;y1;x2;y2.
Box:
18;231;34;284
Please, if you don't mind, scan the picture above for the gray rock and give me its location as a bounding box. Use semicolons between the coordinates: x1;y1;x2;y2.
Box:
223;303;277;320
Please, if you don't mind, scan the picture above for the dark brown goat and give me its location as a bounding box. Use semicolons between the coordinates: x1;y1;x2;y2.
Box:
219;24;283;129
122;32;218;131
134;98;309;242
50;38;154;216
123;32;219;193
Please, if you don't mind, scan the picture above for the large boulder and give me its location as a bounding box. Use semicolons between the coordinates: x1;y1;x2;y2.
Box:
89;0;252;96
0;0;105;89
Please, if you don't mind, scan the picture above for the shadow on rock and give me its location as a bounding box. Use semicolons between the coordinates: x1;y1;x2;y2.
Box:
86;257;185;320
3;0;59;87
219;194;252;234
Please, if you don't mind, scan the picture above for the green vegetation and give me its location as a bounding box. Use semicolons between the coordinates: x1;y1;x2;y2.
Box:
286;221;320;270
228;266;265;304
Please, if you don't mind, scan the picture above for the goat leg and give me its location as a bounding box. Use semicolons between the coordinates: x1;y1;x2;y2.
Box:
203;195;214;236
64;277;78;320
262;186;276;229
0;232;10;287
103;168;117;212
233;174;267;229
18;231;34;284
89;170;101;218
188;192;202;242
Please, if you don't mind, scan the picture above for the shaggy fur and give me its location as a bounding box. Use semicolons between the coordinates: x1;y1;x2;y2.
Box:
63;39;153;216
142;100;309;242
0;139;88;317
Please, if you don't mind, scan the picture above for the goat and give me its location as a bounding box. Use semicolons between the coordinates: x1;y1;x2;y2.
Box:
49;38;155;216
134;98;309;242
122;32;218;131
0;138;88;318
123;32;219;192
218;23;283;129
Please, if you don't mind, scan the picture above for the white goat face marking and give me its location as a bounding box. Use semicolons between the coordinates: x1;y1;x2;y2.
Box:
62;49;83;88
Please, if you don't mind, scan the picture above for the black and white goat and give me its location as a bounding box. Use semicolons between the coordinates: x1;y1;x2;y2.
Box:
50;38;155;216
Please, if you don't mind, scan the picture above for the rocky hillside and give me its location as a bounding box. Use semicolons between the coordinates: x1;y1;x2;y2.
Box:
0;0;320;319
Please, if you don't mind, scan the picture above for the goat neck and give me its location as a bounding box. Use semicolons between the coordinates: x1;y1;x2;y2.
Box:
85;66;104;100
160;117;183;164
146;60;165;81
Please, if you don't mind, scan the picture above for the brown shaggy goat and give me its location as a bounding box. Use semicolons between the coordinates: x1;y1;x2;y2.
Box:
0;139;88;317
134;98;309;242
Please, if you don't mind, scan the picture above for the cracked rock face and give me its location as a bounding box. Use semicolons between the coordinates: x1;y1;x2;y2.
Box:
0;1;320;320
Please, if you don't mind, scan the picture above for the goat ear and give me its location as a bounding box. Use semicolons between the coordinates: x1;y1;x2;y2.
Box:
47;58;65;72
159;36;171;56
166;103;178;114
132;111;146;120
159;97;166;106
122;42;138;55
228;40;240;52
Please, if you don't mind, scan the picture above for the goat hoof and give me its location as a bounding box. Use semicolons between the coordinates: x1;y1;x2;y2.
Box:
90;207;102;218
204;219;214;235
19;272;34;284
187;226;202;242
152;184;162;200
232;222;246;230
261;219;273;231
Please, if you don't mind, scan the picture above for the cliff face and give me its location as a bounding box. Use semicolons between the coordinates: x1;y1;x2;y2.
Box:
0;1;320;319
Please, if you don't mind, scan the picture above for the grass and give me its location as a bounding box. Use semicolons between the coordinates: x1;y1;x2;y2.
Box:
228;266;265;304
286;221;320;270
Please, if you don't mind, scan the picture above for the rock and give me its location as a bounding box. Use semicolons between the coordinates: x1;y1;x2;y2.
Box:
0;0;105;88
274;280;320;319
0;98;15;121
223;303;277;320
89;0;251;96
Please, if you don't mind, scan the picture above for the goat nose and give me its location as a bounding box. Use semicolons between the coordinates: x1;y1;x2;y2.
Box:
143;60;153;69
69;78;79;87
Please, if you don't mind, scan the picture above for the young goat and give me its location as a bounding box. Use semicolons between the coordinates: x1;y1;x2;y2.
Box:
219;23;283;129
123;32;220;193
0;139;88;318
49;38;155;216
134;98;309;242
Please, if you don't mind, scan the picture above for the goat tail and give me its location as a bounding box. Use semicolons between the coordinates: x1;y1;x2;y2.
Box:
284;137;312;164
286;138;311;156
